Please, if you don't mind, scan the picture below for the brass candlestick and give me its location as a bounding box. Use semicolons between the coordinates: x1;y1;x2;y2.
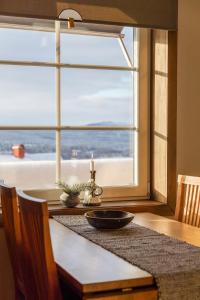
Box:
90;170;96;182
83;170;103;206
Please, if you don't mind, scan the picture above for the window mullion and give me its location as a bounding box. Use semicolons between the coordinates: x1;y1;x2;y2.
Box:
55;21;61;182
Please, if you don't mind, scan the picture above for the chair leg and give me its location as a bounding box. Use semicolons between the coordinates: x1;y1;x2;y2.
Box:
15;288;24;300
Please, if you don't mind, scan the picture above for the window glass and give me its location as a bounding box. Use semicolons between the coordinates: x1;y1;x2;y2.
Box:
0;66;56;125
61;27;134;67
0;19;141;194
60;130;135;187
0;130;56;161
0;130;56;189
61;69;135;126
0;27;55;62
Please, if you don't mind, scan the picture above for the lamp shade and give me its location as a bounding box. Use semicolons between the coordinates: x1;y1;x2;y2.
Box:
58;9;82;21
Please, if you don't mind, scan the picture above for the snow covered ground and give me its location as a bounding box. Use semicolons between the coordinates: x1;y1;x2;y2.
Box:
0;157;134;190
0;152;56;162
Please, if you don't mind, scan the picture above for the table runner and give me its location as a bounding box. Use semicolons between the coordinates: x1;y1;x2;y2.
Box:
53;215;200;300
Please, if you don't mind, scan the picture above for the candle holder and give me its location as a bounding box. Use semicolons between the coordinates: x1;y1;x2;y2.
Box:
90;170;96;182
83;170;103;206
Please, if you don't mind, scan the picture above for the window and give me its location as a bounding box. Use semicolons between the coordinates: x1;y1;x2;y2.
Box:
0;16;149;199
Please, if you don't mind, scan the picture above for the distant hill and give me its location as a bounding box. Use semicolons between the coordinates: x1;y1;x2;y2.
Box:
0;127;133;160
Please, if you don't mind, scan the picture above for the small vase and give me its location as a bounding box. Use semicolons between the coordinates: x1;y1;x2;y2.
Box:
60;192;80;208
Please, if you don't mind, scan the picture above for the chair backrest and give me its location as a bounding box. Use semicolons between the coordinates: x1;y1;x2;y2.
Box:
0;182;24;298
175;175;200;226
17;190;62;300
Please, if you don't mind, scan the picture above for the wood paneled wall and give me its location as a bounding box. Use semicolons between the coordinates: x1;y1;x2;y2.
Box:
151;30;168;204
167;31;177;211
0;0;177;29
151;30;177;212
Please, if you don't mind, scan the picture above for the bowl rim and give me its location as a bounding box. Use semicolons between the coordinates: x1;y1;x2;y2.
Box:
84;210;134;220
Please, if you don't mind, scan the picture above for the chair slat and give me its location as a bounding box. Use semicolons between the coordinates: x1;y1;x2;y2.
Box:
182;183;190;223
175;177;186;221
196;188;200;227
194;186;200;226
17;190;63;300
190;185;198;225
0;182;24;299
175;175;200;228
186;185;194;224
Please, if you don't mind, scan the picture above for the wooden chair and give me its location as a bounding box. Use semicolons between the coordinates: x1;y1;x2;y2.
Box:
175;175;200;226
17;190;63;300
0;182;24;299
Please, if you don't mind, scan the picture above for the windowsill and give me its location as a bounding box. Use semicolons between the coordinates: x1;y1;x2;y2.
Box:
48;200;172;217
0;200;173;227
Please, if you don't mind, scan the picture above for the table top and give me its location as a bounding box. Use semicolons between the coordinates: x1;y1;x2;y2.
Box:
50;213;200;294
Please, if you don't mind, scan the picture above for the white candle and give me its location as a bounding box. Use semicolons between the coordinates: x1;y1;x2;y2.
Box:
90;153;95;171
90;159;95;172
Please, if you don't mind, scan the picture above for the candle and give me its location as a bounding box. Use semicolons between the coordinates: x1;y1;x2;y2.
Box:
90;159;95;172
90;153;95;172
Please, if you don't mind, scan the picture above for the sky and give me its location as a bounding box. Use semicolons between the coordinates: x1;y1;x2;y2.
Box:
0;25;136;126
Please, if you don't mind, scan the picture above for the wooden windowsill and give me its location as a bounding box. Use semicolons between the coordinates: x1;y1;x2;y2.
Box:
0;200;173;227
48;200;173;217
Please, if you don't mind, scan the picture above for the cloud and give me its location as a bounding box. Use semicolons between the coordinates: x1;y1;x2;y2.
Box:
40;36;48;48
0;26;135;126
80;87;132;103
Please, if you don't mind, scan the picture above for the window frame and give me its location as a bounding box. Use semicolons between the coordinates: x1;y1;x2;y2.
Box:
0;20;150;200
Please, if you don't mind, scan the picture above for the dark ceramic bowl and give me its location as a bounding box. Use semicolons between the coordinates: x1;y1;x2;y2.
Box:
84;210;134;229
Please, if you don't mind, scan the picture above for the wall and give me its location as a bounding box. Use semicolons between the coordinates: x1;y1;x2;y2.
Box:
0;0;177;29
151;30;168;204
151;29;177;212
177;0;200;176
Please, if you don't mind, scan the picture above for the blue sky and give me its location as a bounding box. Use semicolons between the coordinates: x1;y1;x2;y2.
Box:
0;26;135;126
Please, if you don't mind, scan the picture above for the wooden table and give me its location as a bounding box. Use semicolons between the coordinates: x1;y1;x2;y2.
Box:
50;213;200;300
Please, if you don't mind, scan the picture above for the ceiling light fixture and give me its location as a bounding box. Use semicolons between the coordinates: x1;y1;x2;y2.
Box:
58;9;82;29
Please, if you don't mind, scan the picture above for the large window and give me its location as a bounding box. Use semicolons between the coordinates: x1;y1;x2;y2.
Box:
0;17;149;199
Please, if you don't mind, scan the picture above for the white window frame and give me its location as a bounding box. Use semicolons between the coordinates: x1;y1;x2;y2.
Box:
0;19;150;200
